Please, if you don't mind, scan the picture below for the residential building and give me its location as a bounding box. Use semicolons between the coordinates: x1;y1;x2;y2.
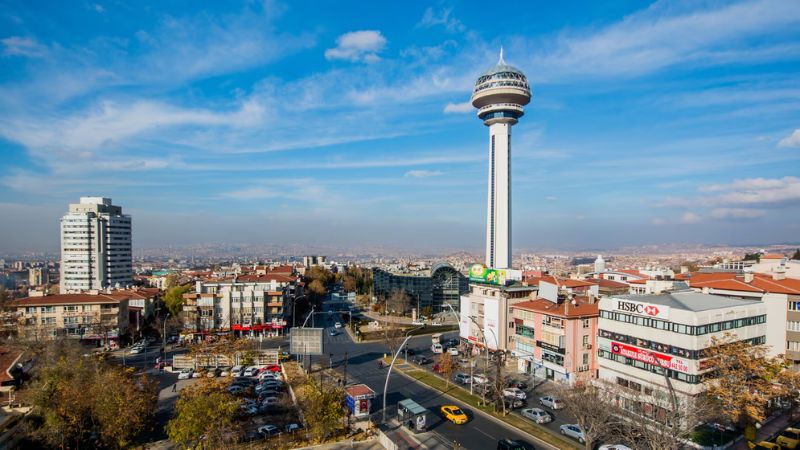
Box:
181;273;300;338
679;271;800;363
28;268;48;287
303;256;327;268
597;290;766;416
459;282;536;352
60;197;132;293
13;293;131;346
750;254;800;279
373;263;469;313
509;294;599;383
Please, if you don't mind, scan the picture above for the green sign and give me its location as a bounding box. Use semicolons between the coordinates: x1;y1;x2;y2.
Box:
469;264;508;286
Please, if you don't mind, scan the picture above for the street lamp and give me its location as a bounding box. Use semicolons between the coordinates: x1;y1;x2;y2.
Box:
382;325;425;424
162;313;170;366
441;303;493;401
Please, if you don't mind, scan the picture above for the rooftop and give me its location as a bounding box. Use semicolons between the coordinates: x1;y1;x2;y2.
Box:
13;293;128;306
613;290;762;312
511;296;599;318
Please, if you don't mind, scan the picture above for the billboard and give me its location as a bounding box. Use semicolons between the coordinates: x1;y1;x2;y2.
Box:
610;341;689;373
289;328;324;356
468;264;521;286
459;295;472;341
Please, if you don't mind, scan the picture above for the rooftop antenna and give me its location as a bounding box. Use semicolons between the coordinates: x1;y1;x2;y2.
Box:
498;46;505;65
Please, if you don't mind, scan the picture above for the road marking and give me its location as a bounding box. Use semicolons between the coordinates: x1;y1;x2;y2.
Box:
473;426;495;440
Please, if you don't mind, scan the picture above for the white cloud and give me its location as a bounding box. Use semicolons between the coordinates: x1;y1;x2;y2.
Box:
680;212;702;224
714;176;800;205
531;0;800;79
93;3;105;13
418;8;466;33
220;187;282;200
779;129;800;148
404;170;444;178
710;208;767;219
545;196;558;201
324;30;386;63
443;101;472;113
1;36;47;57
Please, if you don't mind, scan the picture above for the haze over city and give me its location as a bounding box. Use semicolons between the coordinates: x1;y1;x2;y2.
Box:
1;0;799;253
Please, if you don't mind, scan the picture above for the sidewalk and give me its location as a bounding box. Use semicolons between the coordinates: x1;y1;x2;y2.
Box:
293;438;385;450
730;412;794;450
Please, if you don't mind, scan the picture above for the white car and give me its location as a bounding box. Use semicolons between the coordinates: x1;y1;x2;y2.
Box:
453;373;472;385
258;424;281;437
431;343;443;354
230;365;244;377
539;395;565;410
560;424;585;444
471;373;489;384
129;346;144;354
259;372;280;381
334;322;342;329
521;407;552;424
503;387;527;400
177;368;193;380
448;347;459;356
599;446;633;450
243;366;260;377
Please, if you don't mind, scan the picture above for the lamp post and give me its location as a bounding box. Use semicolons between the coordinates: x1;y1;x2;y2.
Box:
162;313;170;367
382;325;424;424
441;303;493;401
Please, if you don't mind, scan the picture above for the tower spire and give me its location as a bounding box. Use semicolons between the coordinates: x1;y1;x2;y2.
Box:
498;46;505;65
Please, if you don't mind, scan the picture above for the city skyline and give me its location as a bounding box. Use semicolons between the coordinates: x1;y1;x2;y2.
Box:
1;1;800;253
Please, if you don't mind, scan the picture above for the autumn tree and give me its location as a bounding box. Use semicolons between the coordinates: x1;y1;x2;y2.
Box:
298;376;345;441
386;289;411;316
343;275;357;293
704;332;786;428
166;378;241;449
163;273;180;290
438;352;456;390
28;341;158;449
555;382;624;449
308;279;327;299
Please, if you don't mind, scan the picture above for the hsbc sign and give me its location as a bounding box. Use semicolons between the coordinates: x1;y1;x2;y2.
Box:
613;299;670;320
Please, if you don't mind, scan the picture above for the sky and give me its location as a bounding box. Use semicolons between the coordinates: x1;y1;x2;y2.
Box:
0;0;799;253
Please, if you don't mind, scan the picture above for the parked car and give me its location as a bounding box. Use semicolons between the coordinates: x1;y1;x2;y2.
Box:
207;367;222;377
265;364;281;372
777;427;800;449
431;343;443;354
177;368;193;380
453;373;472;385
507;380;528;390
129;346;144;354
166;335;179;344
285;423;303;433
240;404;258;415
446;338;459;347
231;365;244;377
448;347;459;356
259;371;281;381
472;373;489;384
560;424;585;444
539;395;564;410
503;397;524;409
243;366;260;377
219;367;232;377
497;438;534;450
522;407;552;424
334;322;342;329
227;385;246;394
329;328;338;336
440;405;468;424
598;445;633;450
503;387;527;400
412;355;432;365
258;424;281;438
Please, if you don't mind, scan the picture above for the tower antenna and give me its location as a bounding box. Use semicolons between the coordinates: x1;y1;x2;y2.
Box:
498;46;505;65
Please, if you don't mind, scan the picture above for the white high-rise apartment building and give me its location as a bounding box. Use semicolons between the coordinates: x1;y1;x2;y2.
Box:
471;49;531;269
60;197;132;293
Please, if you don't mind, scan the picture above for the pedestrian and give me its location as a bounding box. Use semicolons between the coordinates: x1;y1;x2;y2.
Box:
172;382;177;392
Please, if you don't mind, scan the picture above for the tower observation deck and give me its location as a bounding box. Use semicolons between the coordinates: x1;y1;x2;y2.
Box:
471;49;531;269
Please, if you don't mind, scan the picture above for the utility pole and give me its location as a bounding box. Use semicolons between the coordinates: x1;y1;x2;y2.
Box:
344;351;348;387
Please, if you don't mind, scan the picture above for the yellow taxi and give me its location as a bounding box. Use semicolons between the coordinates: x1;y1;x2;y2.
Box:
777;427;800;449
441;405;468;425
747;441;780;450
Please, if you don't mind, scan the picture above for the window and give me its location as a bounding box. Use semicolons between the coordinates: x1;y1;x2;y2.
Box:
583;353;589;365
64;305;78;312
583;319;590;328
582;335;589;346
789;341;800;352
788;321;800;332
791;302;800;312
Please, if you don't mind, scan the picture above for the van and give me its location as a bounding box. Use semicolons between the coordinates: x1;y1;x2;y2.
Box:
431;343;443;354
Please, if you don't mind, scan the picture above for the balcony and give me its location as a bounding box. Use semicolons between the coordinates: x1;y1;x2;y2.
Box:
541;324;565;336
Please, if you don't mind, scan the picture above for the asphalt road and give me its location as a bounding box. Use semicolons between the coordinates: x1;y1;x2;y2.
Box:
312;296;575;450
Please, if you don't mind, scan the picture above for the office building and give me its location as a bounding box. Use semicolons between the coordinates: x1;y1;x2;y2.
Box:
373;264;468;314
471;49;531;269
60;197;132;293
597;290;766;414
459;282;536;352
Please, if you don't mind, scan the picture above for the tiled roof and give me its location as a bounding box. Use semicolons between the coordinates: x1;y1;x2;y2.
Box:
761;253;786;260
527;276;596;288
0;347;24;384
511;297;599;318
13;293;129;306
585;278;630;289
687;272;800;295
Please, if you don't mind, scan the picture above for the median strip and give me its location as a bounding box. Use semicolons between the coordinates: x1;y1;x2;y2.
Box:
395;367;582;450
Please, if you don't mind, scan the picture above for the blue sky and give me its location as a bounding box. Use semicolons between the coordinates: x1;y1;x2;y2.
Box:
1;0;799;253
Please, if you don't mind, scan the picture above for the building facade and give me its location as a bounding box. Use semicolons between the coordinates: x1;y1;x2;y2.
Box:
182;273;299;338
597;291;767;415
13;294;130;345
60;197;132;293
509;295;599;383
459;282;536;352
373;263;468;313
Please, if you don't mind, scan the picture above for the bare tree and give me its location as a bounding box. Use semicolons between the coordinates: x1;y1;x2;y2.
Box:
490;352;509;415
386;289;411;316
555;382;625;449
438;352;456;390
382;326;404;358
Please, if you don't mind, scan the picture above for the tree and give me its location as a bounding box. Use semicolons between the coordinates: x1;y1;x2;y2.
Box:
308;279;327;299
792;249;800;260
298;376;345;441
438;352;456;390
555;382;624;450
382;326;404;358
420;306;433;320
163;273;180;290
386;289;411;316
704;332;785;427
743;252;762;261
343;275;357;293
166;378;241;449
490;352;508;415
28;341;158;449
164;284;192;317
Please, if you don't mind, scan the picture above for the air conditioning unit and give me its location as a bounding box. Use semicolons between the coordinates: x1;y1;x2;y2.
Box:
583;343;592;350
